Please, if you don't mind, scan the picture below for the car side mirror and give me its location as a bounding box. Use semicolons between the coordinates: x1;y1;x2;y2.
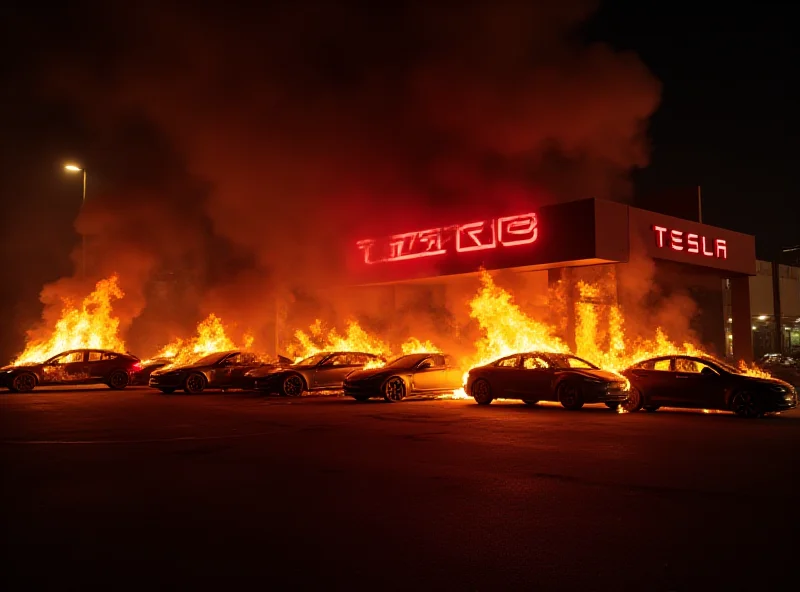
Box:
418;361;432;370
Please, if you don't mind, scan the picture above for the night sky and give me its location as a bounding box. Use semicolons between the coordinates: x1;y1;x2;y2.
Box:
1;0;797;360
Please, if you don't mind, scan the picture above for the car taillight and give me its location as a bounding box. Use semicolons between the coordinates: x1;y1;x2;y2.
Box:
132;363;142;371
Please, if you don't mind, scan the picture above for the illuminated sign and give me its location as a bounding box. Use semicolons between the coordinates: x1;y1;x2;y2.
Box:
358;213;538;264
653;225;727;259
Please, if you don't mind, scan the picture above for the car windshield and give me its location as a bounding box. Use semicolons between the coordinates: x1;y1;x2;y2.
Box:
550;355;599;370
385;354;427;369
192;352;231;366
295;353;328;366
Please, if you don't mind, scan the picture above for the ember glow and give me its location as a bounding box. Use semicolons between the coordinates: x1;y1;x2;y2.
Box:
149;313;249;367
14;276;126;365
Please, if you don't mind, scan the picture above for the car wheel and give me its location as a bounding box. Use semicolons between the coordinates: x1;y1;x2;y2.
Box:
10;372;36;393
523;399;539;406
281;374;305;397
643;405;660;413
731;391;762;418
621;387;644;412
558;381;584;410
159;388;176;394
383;377;406;402
184;372;207;394
353;395;370;402
471;379;493;405
107;370;129;390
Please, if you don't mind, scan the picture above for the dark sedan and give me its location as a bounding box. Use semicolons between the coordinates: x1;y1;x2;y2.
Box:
344;353;463;402
620;354;798;418
148;350;282;394
756;353;800;389
1;349;142;393
247;351;384;396
465;352;629;410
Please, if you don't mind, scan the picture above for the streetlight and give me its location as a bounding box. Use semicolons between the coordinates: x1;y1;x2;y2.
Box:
64;164;87;277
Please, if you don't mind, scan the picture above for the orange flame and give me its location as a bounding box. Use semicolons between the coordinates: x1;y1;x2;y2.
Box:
14;276;126;365
149;313;251;367
293;319;392;362
737;360;771;379
459;270;760;398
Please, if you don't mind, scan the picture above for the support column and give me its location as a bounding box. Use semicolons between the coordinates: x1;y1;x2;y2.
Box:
730;276;753;363
548;268;576;352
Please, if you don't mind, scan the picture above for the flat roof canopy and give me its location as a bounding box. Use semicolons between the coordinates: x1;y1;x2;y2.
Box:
346;198;756;285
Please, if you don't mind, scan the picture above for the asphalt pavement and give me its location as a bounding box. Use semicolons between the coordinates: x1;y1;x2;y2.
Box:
1;388;798;591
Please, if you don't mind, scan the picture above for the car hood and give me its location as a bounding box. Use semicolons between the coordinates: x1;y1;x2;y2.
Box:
560;368;624;382
1;363;39;371
739;375;794;389
346;367;390;382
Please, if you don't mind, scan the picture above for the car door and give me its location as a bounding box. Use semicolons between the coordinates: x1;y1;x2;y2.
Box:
626;357;675;405
313;353;360;388
225;353;262;387
442;355;464;389
516;354;554;398
411;354;449;392
42;351;88;384
671;357;727;409
86;351;115;382
210;353;239;387
487;355;521;397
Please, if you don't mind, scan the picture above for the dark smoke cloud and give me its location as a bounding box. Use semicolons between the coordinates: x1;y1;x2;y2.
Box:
25;0;660;356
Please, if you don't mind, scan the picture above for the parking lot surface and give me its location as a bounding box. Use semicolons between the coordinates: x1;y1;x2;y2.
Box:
1;388;798;590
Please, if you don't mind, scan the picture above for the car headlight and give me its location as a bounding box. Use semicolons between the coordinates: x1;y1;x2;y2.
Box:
583;377;604;384
769;385;788;393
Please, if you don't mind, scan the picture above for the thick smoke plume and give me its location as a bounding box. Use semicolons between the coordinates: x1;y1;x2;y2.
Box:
24;0;661;356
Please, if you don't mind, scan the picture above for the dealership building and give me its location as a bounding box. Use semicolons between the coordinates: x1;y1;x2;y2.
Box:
345;197;799;363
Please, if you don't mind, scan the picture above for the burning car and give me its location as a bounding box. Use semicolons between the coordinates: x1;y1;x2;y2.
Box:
247;351;384;396
620;354;798;418
344;353;463;402
1;349;142;393
148;350;283;394
465;352;629;410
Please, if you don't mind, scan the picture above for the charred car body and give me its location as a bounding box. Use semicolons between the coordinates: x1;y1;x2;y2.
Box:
149;350;284;394
247;351;384;396
1;349;141;393
620;354;798;418
466;352;629;410
344;353;463;402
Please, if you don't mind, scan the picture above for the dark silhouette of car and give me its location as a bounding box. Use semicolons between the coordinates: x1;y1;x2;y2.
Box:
620;354;798;418
344;353;463;402
131;357;172;386
0;349;142;393
756;353;800;389
465;352;629;410
148;350;284;394
248;351;385;396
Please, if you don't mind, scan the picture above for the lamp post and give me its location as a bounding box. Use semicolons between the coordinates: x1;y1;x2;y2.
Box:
64;164;87;277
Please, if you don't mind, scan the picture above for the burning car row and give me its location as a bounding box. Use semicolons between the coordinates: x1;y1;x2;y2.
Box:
1;345;796;419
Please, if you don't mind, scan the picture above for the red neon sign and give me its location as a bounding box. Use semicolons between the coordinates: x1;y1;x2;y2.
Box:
358;212;538;264
653;225;727;259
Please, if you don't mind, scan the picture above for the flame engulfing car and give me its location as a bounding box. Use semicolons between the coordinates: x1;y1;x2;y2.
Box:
247;351;384;396
344;353;463;402
620;354;798;418
1;349;142;393
466;352;629;410
148;350;284;394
